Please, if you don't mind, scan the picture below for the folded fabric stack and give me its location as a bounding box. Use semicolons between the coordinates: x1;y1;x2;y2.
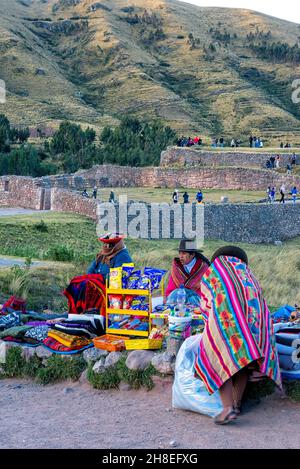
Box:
275;323;300;380
45;330;91;350
0;312;21;331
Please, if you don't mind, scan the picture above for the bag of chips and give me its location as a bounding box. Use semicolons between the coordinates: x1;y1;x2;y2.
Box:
127;271;141;289
109;268;123;289
108;295;123;310
122;263;135;289
123;295;133;310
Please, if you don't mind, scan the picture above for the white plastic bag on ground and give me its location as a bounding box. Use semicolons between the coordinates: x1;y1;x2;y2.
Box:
172;334;223;418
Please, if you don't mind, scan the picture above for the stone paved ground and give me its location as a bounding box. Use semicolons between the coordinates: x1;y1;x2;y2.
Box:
0;378;299;449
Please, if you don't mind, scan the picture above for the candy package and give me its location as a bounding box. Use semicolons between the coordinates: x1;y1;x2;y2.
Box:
137;275;151;290
123;295;133;310
131;296;149;311
109;268;123;289
144;267;167;291
127;271;141;289
108;294;123;310
122;263;135;288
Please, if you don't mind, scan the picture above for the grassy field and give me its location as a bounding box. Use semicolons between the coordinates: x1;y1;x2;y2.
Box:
84;188;267;204
0;212;299;310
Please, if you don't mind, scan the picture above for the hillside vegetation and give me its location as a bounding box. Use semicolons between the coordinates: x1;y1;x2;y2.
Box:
0;0;300;143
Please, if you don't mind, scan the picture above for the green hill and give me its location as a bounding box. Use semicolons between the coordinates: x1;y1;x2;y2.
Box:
1;0;300;143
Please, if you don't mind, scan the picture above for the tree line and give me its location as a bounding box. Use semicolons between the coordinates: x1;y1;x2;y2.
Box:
0;114;176;177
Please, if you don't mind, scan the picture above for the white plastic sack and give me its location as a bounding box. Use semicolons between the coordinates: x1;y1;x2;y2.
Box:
172;334;223;418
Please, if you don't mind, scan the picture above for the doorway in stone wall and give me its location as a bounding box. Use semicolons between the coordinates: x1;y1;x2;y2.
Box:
40;189;51;210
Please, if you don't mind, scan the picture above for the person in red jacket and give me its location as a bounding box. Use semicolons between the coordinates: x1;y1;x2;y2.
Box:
165;239;210;301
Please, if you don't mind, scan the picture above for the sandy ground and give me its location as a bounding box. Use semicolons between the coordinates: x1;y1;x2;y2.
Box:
0;378;299;449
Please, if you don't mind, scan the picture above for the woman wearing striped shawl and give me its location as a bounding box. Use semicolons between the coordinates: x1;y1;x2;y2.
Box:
194;246;281;425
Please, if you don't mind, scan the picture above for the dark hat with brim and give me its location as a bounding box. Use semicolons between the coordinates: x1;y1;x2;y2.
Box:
177;239;203;253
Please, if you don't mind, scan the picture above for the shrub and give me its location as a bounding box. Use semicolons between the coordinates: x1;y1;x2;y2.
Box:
33;220;49;233
2;347;26;378
45;244;75;262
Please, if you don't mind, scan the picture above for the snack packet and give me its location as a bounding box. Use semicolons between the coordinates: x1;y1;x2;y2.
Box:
137;275;151;290
127;270;141;289
109;267;123;289
144;267;167;290
123;295;133;310
108;294;123;310
122;263;135;289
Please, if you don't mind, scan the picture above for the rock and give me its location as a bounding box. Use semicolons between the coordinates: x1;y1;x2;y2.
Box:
35;346;53;359
169;440;178;448
35;68;46;76
63;387;74;394
151;352;175;375
118;381;131;391
83;347;108;364
274;240;283;246
79;369;88;384
104;352;122;368
126;350;155;371
92;358;106;374
221;196;229;203
166;337;184;357
21;346;36;362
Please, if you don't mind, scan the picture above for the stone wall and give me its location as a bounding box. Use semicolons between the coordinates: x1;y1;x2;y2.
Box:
160;146;299;169
1;176;300;243
51;188;98;220
0;176;42;210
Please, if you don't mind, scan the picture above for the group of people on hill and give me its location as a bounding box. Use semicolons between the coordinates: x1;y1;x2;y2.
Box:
265;153;297;173
267;185;298;204
172;189;203;204
249;135;264;148
81;188;116;204
177;136;203;147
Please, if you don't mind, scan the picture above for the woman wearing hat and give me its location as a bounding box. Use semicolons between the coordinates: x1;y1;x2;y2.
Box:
64;234;132;317
165;239;210;302
194;246;281;424
87;233;132;278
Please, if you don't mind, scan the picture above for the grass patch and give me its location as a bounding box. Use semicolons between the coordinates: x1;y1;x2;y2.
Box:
87;355;158;391
1;347;87;385
284;381;300;402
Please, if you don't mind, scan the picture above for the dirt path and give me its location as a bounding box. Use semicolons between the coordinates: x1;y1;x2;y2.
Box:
0;378;299;449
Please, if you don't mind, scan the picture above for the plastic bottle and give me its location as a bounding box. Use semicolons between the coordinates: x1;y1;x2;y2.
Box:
176;285;186;315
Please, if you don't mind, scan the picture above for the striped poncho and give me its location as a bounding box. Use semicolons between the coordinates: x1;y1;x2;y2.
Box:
194;256;281;394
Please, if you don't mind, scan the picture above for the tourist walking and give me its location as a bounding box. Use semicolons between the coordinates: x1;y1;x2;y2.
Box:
266;186;272;203
275;155;280;169
82;189;89;198
183;191;189;203
291;186;298;205
173;189;179;204
291;153;297;168
196;190;203;203
270;187;276;203
279;184;286;204
109;190;116;204
92;186;98;199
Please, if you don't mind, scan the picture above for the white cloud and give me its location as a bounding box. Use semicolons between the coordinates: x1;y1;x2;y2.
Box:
179;0;300;24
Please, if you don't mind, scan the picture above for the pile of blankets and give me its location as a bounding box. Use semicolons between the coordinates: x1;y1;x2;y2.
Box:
272;305;300;379
0;307;105;353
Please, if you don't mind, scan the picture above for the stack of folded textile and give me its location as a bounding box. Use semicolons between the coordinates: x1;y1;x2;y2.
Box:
42;314;104;352
275;323;300;379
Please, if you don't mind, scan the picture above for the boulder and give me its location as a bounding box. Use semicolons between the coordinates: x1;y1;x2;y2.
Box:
104;351;123;368
35;346;53;359
83;347;108;364
151;352;176;375
79;369;88;384
126;350;155;371
92;358;106;374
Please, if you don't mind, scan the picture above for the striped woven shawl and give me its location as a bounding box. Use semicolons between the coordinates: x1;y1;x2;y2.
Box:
194;256;281;394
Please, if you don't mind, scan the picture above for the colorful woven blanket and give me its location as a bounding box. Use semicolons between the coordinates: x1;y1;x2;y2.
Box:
47;330;91;348
63;274;106;317
194;256;282;394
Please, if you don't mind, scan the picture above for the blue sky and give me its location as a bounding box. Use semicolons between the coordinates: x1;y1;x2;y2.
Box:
179;0;300;24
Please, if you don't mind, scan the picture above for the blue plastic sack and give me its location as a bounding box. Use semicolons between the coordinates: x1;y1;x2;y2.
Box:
172;335;223;418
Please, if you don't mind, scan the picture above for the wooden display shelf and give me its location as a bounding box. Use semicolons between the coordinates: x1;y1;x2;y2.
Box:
106;328;149;337
106;288;151;296
107;308;149;317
